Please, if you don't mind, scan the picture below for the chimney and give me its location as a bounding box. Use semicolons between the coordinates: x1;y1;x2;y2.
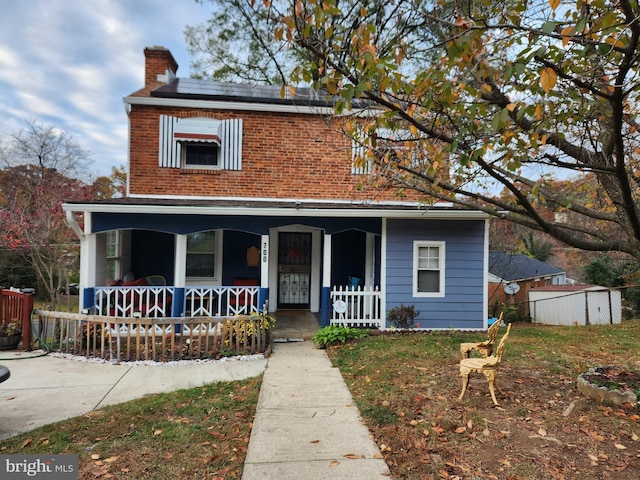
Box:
143;46;178;86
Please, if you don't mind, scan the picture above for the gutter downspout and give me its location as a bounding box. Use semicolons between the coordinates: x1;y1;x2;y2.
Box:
66;210;84;240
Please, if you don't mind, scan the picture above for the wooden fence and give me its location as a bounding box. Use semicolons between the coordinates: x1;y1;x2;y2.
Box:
33;310;272;362
0;287;33;350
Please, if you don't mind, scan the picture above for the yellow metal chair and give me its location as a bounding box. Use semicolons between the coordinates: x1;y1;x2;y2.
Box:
460;313;503;358
458;322;512;406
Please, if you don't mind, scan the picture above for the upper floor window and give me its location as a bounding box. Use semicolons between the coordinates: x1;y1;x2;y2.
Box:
351;126;414;175
183;143;220;168
159;116;242;170
413;241;445;297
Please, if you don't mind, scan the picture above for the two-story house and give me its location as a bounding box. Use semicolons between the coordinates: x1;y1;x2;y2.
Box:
63;46;489;329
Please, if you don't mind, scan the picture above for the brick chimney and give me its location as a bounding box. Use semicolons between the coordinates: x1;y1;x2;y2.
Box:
143;46;178;86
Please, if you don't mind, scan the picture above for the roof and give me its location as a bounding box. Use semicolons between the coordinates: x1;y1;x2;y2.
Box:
530;285;602;292
148;78;371;109
62;197;489;219
489;252;565;282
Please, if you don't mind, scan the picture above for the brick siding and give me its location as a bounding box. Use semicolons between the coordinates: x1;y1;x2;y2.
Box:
129;105;415;202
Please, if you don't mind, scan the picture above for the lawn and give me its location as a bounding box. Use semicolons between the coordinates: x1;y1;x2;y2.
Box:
1;321;639;480
0;377;262;480
327;321;640;479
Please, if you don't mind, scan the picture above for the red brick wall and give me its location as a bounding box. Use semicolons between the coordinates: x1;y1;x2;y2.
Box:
489;278;551;319
143;47;178;87
128;105;415;202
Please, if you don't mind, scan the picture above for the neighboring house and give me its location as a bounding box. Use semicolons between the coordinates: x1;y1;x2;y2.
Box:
488;251;567;318
63;46;490;329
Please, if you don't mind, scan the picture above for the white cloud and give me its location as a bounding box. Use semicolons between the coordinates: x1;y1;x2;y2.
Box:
0;0;210;179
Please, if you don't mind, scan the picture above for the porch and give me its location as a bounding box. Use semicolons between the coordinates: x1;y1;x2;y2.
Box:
89;283;383;329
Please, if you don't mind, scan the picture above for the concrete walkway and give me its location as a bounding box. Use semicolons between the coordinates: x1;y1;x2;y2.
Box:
242;341;391;479
0;352;267;440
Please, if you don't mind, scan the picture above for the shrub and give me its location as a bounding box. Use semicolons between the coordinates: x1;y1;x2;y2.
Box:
0;320;22;337
500;305;521;323
387;304;419;329
312;325;369;349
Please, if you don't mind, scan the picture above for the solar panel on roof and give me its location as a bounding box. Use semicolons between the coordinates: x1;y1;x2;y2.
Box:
151;77;359;107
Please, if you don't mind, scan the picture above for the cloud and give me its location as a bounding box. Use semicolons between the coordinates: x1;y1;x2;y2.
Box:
0;0;210;179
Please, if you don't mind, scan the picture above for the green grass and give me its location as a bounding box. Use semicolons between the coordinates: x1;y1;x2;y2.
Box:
2;321;640;480
326;321;640;480
0;376;262;480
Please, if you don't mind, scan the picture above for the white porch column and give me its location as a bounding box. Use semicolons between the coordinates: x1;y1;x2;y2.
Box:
323;234;332;289
79;212;95;311
321;233;333;325
380;218;387;319
174;234;187;287
365;232;375;287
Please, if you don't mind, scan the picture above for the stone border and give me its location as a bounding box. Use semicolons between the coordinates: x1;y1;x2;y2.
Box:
577;366;638;407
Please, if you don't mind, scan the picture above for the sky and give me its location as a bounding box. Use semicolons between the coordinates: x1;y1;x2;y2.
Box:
0;0;214;179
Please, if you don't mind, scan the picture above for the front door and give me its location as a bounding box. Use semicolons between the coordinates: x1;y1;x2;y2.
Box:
278;232;311;308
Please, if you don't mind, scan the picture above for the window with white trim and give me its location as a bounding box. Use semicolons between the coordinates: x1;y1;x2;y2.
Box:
413;241;445;297
182;143;220;168
159;116;242;170
186;231;217;278
351;127;415;174
106;231;121;281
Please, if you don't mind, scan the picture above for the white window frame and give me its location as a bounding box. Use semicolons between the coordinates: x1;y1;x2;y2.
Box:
159;116;243;170
181;142;221;170
351;126;417;175
185;230;223;283
106;230;121;281
413;241;445;297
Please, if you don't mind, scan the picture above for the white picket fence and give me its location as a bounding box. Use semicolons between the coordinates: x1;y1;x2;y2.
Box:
330;285;382;328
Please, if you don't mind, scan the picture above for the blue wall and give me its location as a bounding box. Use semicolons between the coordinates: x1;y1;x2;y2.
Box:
131;230;175;282
385;219;486;329
331;230;366;287
222;231;261;284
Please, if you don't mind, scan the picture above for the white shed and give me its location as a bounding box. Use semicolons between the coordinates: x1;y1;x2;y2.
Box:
528;285;621;326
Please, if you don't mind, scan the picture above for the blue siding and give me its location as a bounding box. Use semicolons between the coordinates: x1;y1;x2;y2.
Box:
385;218;486;329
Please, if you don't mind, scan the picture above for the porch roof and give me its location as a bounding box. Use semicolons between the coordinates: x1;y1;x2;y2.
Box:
63;197;489;220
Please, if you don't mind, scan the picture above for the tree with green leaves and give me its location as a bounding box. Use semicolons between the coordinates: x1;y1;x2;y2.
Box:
188;0;640;260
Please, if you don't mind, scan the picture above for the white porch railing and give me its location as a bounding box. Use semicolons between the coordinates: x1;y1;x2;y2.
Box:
95;286;175;317
185;287;260;316
330;285;382;328
94;286;260;318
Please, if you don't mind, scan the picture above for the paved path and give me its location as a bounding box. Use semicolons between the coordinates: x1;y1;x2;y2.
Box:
0;352;267;440
242;341;390;479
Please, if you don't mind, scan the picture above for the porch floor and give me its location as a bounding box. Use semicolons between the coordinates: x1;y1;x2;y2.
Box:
271;311;321;341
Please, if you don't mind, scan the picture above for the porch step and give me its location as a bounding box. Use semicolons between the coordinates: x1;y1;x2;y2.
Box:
272;337;305;343
271;311;320;341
